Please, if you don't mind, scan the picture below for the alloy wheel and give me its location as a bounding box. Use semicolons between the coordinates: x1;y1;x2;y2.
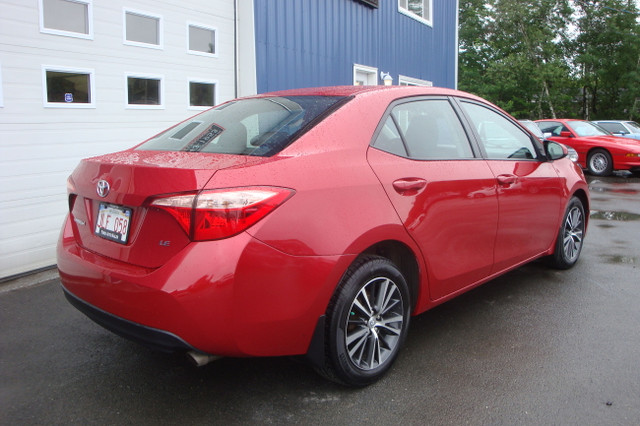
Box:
589;152;610;174
562;205;584;263
344;277;404;371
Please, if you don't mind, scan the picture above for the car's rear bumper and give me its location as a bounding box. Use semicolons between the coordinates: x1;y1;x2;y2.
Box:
57;215;353;357
62;286;195;353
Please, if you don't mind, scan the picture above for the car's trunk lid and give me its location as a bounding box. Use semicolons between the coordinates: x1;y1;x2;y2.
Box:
67;150;263;268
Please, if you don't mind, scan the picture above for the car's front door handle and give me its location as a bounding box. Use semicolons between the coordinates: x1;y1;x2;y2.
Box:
392;178;427;195
497;174;517;186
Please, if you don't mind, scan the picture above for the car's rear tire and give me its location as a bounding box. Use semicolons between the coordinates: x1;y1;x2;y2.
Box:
550;197;585;270
587;149;613;176
317;256;411;386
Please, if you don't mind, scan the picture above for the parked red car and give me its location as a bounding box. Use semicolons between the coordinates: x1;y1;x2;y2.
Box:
536;119;640;176
58;86;589;386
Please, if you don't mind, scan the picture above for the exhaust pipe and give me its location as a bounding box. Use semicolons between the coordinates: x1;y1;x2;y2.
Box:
187;351;222;367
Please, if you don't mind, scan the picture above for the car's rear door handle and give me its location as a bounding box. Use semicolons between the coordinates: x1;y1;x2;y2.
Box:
392;178;427;195
497;174;517;186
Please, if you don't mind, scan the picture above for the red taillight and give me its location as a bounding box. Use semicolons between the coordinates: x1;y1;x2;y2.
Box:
151;187;294;241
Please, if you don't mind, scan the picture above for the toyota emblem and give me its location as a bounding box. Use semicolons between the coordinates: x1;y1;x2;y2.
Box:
96;180;110;198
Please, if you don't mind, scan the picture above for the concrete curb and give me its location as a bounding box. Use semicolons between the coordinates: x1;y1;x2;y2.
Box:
0;267;59;294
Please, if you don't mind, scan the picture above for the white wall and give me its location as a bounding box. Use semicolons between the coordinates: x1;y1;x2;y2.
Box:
0;0;252;278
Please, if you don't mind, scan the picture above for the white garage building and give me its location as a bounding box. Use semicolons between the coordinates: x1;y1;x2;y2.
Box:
0;0;256;279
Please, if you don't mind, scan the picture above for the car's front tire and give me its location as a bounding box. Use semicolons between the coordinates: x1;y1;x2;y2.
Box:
550;197;585;269
318;256;411;386
587;149;613;176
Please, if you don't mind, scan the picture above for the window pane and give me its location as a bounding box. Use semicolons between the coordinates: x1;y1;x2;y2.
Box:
373;116;407;157
407;0;425;18
190;82;215;107
537;121;565;136
568;120;607;137
598;122;624;133
126;12;159;45
189;26;215;54
422;0;430;19
46;71;90;103
128;77;160;105
391;100;474;160
354;69;376;86
43;0;88;34
461;102;538;160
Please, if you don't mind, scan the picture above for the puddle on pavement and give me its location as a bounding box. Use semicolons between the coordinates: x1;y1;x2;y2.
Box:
591;197;613;204
588;177;640;194
590;210;640;221
605;255;638;265
588;186;640;195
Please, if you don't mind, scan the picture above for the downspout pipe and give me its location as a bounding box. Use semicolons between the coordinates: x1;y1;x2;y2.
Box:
234;0;238;99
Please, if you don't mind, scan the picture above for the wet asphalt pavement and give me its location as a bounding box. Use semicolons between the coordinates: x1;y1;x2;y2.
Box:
1;173;639;425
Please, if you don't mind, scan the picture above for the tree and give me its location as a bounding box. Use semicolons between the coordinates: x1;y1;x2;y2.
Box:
489;0;574;118
572;0;640;120
459;0;575;119
458;0;640;120
458;0;494;99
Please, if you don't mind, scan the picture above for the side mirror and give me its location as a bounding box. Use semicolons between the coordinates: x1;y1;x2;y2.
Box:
544;140;567;161
559;131;573;138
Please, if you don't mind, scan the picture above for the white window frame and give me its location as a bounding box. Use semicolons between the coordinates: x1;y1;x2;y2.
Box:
187;78;218;110
39;0;93;40
123;8;163;50
398;75;433;87
125;73;164;110
353;64;378;86
42;65;96;108
398;0;433;27
187;22;218;57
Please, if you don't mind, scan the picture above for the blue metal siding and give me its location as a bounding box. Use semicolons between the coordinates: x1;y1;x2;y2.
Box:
254;0;458;93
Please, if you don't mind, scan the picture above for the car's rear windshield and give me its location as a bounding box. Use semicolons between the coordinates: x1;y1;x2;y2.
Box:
136;96;348;156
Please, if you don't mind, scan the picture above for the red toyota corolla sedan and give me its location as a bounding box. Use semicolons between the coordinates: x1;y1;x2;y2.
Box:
536;119;640;176
58;86;589;386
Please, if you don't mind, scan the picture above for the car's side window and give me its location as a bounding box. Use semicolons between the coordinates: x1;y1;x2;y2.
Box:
372;115;408;157
376;99;474;160
461;101;538;160
598;122;625;134
537;121;567;137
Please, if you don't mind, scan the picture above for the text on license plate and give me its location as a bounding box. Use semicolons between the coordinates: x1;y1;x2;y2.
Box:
95;203;132;244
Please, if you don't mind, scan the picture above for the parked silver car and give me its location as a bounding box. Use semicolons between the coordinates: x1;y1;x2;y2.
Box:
593;120;640;140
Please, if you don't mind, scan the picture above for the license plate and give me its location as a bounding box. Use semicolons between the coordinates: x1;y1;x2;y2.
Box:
95;203;132;244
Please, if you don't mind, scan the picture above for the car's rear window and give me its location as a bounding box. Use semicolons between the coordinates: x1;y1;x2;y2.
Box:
136;96;348;156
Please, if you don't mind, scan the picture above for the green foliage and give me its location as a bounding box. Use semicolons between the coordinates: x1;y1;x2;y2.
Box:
458;0;640;120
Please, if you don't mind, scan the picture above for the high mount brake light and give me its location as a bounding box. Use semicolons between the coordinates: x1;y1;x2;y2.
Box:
151;187;294;241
